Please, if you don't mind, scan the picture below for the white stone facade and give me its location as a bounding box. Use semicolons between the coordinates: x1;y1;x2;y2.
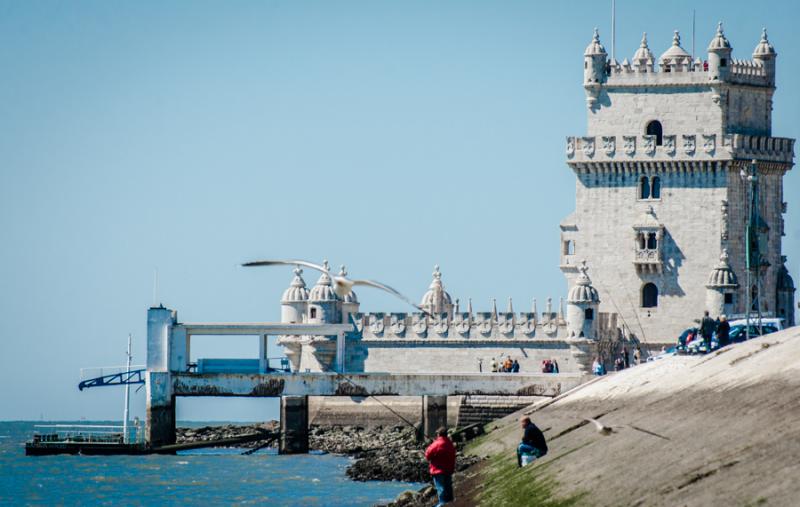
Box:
565;25;795;343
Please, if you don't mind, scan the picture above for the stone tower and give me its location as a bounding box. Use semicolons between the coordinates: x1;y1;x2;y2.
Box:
562;25;795;343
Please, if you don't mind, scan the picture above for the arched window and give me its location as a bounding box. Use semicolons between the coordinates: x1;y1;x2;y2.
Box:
639;176;650;199
646;232;658;250
563;240;575;255
650;176;661;199
646;120;663;146
638;233;646;250
584;308;594;320
642;283;659;308
310;308;317;319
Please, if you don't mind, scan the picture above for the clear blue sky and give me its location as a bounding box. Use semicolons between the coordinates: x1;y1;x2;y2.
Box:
1;0;798;422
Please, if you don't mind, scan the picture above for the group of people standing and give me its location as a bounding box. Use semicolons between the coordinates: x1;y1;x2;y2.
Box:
700;311;731;349
490;356;520;373
592;345;644;376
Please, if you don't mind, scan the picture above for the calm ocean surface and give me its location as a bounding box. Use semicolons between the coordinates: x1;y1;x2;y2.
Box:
0;421;423;506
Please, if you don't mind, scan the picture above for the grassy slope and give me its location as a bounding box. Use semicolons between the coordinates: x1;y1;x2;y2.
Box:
454;326;800;507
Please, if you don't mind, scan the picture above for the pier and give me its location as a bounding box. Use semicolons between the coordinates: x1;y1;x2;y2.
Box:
143;305;585;453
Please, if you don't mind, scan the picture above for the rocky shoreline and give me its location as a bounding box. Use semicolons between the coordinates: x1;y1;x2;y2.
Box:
176;423;479;485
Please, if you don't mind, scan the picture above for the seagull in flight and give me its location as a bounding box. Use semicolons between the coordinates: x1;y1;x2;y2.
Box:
242;259;431;316
583;417;670;440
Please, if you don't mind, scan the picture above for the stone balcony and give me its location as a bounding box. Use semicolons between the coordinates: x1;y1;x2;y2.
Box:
566;133;794;165
634;248;662;274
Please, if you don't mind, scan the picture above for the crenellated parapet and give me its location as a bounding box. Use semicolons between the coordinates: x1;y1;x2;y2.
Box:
353;299;570;342
566;133;794;165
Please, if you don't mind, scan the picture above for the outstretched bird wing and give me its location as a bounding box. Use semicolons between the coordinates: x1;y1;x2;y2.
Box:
242;259;329;274
351;279;431;316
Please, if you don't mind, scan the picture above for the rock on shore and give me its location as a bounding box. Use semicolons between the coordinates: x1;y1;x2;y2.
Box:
176;422;478;484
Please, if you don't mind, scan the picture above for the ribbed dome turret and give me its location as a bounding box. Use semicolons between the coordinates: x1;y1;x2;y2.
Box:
660;31;692;65
708;22;731;50
420;265;452;314
753;28;776;57
281;267;309;302
308;260;338;301
584;28;607;56
633;32;654;62
706;250;739;288
338;265;358;303
568;262;600;303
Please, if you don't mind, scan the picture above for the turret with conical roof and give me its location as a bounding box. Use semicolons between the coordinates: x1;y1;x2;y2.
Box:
566;261;601;339
632;32;655;72
583;28;608;109
753;28;777;85
308;260;340;323
705;249;739;317
660;30;692;72
707;22;733;81
420;265;454;318
281;267;309;323
337;265;360;323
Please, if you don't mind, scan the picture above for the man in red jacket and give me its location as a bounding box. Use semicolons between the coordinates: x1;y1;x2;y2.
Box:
424;427;456;506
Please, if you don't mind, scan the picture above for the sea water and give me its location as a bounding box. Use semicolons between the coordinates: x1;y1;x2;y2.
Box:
0;422;423;506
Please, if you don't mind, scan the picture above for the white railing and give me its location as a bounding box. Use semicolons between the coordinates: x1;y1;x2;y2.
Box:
33;424;143;445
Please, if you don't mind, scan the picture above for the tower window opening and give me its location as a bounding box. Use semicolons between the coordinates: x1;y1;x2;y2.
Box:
638;233;646;250
651;176;661;198
720;58;727;67
724;293;733;305
639;176;651;199
646;233;658;250
310;308;317;319
585;308;594;320
642;283;659;308
646;120;663;146
563;240;575;255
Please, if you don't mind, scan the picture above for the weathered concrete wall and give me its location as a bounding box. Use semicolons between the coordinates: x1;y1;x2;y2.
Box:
172;372;582;397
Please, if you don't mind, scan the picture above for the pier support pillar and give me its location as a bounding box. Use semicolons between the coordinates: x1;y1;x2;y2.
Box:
280;395;309;454
146;371;175;448
423;395;448;440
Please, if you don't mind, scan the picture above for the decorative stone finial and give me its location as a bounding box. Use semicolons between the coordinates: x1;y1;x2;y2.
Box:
454;298;460;313
532;298;538;315
338;264;347;277
467;297;473;314
717;21;724;36
433;265;441;281
673;30;681;46
491;298;498;317
593;27;600;42
761;27;768;42
641;32;648;48
507;297;514;314
322;259;330;272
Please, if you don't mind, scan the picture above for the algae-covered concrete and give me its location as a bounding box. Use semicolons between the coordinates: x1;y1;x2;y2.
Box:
455;326;800;506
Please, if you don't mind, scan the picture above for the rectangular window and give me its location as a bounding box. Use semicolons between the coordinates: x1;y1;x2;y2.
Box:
724;293;733;304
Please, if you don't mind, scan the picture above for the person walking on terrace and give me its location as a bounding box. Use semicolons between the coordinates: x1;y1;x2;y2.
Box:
425;427;456;506
517;416;548;467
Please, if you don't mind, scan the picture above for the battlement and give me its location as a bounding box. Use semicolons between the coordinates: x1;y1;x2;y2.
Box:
566;133;794;165
605;59;772;88
352;302;570;341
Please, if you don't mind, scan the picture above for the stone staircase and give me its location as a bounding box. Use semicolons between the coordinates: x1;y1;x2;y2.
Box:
456;395;539;427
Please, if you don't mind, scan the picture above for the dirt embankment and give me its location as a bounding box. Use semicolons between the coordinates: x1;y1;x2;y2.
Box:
438;327;800;506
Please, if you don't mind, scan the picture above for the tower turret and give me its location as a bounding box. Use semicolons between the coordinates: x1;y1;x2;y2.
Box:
705;249;739;317
632;32;655;72
420;265;454;318
707;22;733;81
307;260;340;323
566;261;600;339
337;265;360;323
753;28;777;86
583;28;607;108
280;267;309;323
